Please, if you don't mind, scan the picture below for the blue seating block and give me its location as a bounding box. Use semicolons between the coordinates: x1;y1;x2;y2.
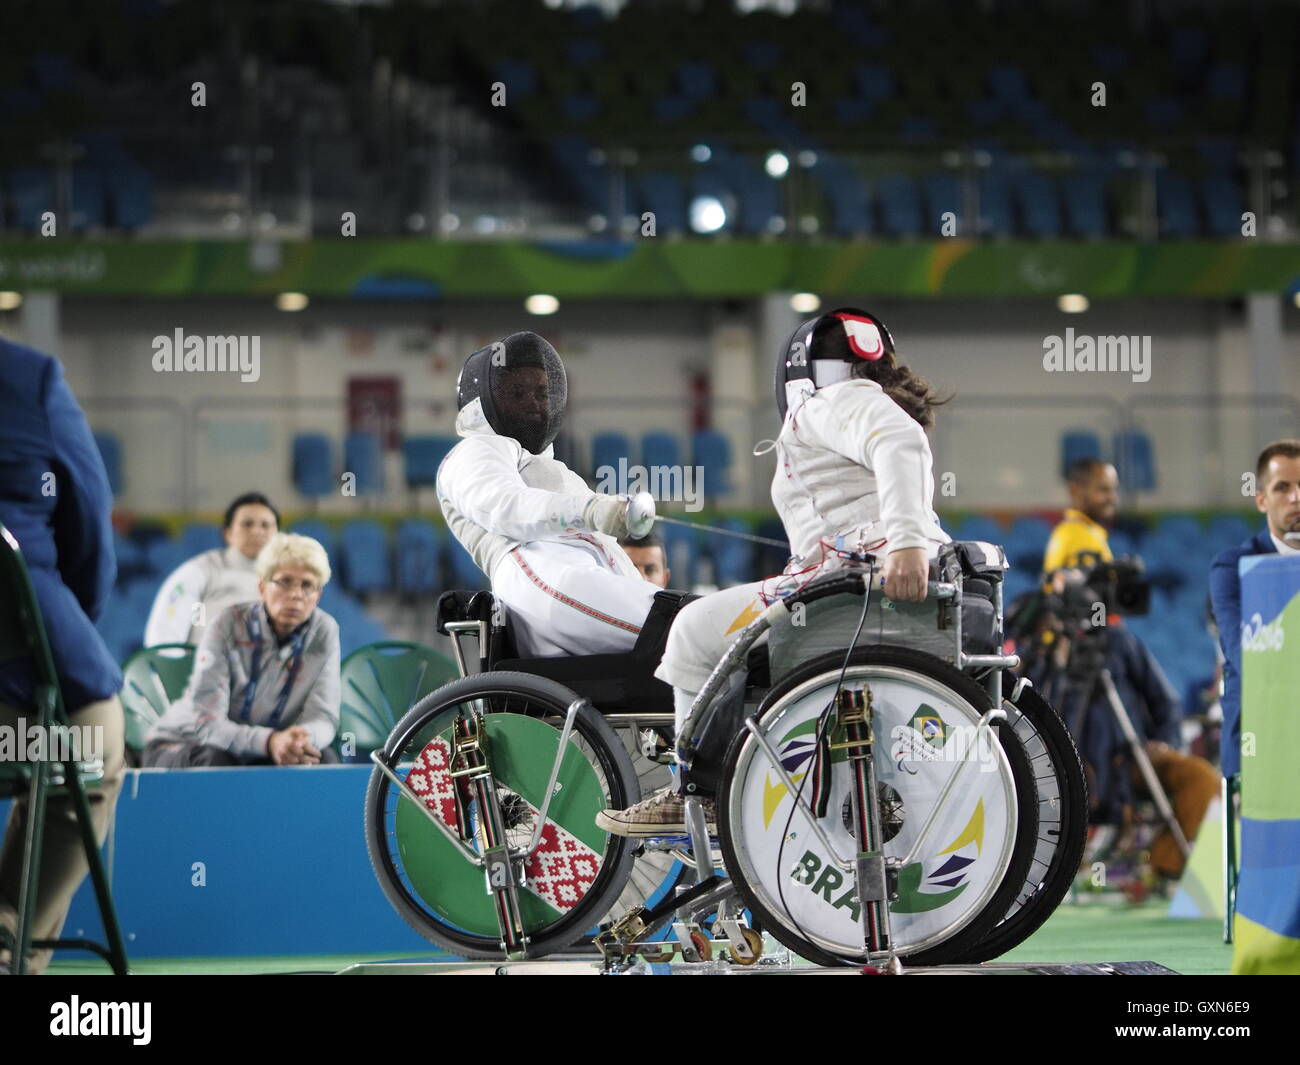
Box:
340;520;391;595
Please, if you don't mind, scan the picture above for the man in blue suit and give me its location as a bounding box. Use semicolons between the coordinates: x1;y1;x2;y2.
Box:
0;337;125;974
1209;440;1300;780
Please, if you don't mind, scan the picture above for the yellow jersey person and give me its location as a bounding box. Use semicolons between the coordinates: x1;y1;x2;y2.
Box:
1043;458;1118;574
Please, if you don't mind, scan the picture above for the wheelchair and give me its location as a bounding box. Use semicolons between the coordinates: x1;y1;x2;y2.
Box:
364;541;1088;970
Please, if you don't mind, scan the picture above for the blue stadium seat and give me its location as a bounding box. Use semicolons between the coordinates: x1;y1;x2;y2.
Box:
1004;516;1053;572
711;517;754;587
1156;171;1198;238
446;536;486;590
853;64;895;101
692;429;732;498
292;434;334;501
403;434;457;489
1153;513;1203;547
105;164;154;229
1113;428;1156;492
1061;429;1103;478
179;523;223;557
395;519;442;598
591;432;632;484
638;172;688;233
1015;170;1061;238
874;174;922;237
563;93;601;124
661;521;700;589
953;515;1004;545
1207;64;1247;101
1199;173;1243;237
567;39;604;67
10;166;51;230
93;430;123;496
977;170;1014;236
755;518;790;579
71;166;106;229
987;65;1031;101
1207;515;1252;551
493;58;538;97
677;61;717;98
641;431;680;472
815;155;871;236
340;520;391;595
112;534;148;583
550;136;608;213
145;538;190;579
288;519;336;559
344;432;385;497
922;172;962;235
1108;527;1140;559
1061;171;1108;238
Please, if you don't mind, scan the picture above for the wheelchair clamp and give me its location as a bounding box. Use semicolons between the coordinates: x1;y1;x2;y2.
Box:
448;711;530;956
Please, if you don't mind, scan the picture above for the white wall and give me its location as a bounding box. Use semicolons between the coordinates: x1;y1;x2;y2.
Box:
3;294;1297;515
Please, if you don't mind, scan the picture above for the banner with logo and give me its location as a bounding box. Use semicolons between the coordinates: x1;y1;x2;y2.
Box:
2;238;1300;299
1233;553;1300;974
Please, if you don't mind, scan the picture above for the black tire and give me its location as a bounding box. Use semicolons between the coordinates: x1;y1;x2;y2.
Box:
952;674;1088;962
365;671;640;959
718;645;1039;968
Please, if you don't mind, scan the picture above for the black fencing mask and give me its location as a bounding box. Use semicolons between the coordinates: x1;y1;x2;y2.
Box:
457;332;568;454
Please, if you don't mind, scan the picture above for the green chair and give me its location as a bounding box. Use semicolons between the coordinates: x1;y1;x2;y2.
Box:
120;644;195;754
0;524;128;975
337;641;458;761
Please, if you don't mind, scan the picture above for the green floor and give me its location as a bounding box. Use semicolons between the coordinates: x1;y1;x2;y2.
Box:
47;900;1232;975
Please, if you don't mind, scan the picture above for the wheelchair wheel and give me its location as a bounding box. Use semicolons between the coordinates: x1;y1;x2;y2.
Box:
718;646;1038;968
952;674;1088;962
365;672;639;959
601;724;688;924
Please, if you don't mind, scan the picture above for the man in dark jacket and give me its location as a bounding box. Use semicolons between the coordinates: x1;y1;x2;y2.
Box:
0;337;125;974
1209;440;1300;781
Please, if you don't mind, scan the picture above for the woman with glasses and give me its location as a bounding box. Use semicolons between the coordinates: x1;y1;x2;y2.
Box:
141;533;341;768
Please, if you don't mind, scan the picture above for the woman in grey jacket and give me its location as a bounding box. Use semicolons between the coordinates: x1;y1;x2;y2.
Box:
143;533;341;768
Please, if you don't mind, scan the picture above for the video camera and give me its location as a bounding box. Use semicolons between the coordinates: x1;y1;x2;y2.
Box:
1006;554;1150;644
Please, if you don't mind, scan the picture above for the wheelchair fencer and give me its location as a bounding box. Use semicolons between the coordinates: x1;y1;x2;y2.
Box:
363;540;1088;970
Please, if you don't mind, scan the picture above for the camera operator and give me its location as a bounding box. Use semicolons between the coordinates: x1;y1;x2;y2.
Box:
1043;458;1117;572
1014;460;1218;885
1017;563;1216;883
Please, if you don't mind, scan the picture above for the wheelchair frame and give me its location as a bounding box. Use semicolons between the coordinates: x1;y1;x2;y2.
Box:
386;542;1036;970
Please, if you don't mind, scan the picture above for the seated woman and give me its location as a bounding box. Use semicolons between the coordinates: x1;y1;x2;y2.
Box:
142;533;341;768
144;491;280;647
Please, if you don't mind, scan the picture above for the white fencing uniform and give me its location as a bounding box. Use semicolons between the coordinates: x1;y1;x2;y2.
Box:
144;546;260;647
656;377;950;729
437;398;659;658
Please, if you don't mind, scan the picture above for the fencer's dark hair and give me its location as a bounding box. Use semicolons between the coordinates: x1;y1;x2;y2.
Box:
1256;440;1300;487
619;531;665;553
1065;457;1110;486
223;492;281;530
810;317;950;430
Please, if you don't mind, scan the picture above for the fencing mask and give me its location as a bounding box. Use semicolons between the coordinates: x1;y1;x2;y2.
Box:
774;308;895;420
457;331;568;454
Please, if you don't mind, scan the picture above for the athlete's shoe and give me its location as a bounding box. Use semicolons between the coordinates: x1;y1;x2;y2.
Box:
596;786;716;837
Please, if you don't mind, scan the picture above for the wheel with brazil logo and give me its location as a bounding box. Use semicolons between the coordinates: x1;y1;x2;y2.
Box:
365;672;639;959
717;646;1038;968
